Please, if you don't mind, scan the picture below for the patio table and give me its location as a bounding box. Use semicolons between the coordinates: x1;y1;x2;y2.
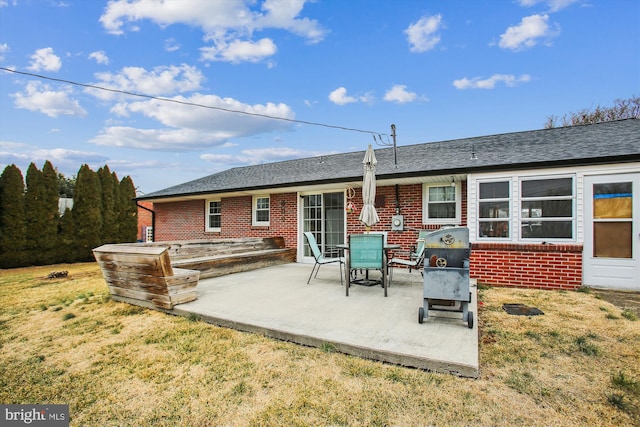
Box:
336;242;400;296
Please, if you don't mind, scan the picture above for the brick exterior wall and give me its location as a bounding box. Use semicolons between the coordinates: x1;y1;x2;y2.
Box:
153;193;299;249
470;243;583;290
136;201;153;241
345;183;468;249
149;180;584;290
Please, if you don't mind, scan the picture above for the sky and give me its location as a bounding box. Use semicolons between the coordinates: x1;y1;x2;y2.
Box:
0;0;638;195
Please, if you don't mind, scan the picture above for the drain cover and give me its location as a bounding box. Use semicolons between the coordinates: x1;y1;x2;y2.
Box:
502;303;544;316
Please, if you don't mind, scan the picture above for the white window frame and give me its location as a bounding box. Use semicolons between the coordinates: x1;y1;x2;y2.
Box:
422;182;462;225
474;174;577;243
252;195;270;226
519;175;576;241
477;179;512;240
205;199;221;232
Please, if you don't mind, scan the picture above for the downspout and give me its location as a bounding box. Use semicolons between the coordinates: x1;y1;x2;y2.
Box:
136;201;155;242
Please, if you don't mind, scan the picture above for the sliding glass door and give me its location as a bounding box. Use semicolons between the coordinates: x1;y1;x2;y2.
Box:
301;192;345;259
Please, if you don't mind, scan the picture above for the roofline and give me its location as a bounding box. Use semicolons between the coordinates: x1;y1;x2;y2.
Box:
136;153;640;202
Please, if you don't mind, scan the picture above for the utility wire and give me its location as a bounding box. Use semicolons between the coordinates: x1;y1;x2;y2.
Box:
1;67;388;137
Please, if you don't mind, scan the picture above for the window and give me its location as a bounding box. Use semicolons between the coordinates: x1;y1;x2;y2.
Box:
520;177;574;239
253;196;270;226
478;181;510;238
206;200;221;232
423;183;461;224
475;175;576;241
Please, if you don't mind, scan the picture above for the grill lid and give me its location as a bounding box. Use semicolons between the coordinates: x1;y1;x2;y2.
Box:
423;227;470;248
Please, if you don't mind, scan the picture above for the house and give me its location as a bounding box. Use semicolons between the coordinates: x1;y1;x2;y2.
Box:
137;119;640;291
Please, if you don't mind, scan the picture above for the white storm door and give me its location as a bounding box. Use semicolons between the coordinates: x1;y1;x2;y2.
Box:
584;173;639;290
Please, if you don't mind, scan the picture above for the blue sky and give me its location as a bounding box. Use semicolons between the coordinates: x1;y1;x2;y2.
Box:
1;0;638;194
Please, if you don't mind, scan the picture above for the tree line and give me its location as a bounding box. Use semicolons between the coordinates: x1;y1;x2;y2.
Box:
545;96;639;128
0;161;138;268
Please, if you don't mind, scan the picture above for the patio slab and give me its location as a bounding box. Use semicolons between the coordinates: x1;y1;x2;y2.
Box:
135;263;479;377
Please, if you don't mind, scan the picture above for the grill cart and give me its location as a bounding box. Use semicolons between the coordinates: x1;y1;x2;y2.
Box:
419;227;473;329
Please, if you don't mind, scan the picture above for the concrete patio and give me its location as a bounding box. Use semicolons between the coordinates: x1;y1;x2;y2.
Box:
141;263;479;378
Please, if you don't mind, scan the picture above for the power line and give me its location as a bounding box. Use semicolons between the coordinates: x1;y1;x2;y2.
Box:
1;67;388;137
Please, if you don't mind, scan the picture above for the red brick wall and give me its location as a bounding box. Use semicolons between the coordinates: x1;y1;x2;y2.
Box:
150;181;584;290
346;182;467;250
136;201;153;241
153;193;299;248
154;199;204;241
470;243;583;290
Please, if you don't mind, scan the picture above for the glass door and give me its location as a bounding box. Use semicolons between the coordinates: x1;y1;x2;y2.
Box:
584;174;639;290
301;192;345;260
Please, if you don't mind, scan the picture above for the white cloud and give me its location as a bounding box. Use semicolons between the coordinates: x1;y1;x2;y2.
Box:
88;50;109;65
452;74;531;90
99;0;326;63
0;140;28;150
255;0;325;43
405;14;444;53
91;93;295;151
517;0;580;12
499;14;559;51
329;87;357;105
0;145;108;178
328;87;373;105
12;81;87;117
27;47;62;72
383;85;418;104
0;43;9;61
201;146;329;168
88;64;205;100
200;153;235;163
30;148;108;165
200;38;277;63
165;38;181;52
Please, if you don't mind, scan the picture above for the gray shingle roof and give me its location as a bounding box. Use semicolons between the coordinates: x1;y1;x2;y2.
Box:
139;119;640;200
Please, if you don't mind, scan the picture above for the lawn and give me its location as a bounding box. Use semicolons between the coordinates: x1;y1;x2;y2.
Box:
0;263;638;426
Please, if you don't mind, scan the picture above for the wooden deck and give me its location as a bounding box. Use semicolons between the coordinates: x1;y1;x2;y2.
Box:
94;237;296;309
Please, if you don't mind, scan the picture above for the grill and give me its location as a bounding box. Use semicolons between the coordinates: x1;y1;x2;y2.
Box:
419;227;473;329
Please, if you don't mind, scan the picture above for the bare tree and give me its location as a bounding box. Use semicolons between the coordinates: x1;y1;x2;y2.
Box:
545;96;640;128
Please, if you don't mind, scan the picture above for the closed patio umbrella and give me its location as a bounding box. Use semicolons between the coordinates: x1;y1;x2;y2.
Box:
359;144;380;230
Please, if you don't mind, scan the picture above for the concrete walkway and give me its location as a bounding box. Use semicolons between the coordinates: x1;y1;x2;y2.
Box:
162;263;478;377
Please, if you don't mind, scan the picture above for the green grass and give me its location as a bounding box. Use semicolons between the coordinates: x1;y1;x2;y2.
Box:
1;263;638;426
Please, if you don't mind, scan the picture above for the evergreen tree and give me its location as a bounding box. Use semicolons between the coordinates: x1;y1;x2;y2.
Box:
118;176;138;243
111;171;121;240
98;165;118;244
0;165;27;268
58;207;76;263
73;165;103;261
42;161;61;264
24;163;46;265
57;170;75;198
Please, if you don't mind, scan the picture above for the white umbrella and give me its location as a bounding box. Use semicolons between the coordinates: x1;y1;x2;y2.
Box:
359;144;380;230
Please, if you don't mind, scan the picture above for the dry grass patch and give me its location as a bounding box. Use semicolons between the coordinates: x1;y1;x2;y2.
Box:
1;264;638;426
